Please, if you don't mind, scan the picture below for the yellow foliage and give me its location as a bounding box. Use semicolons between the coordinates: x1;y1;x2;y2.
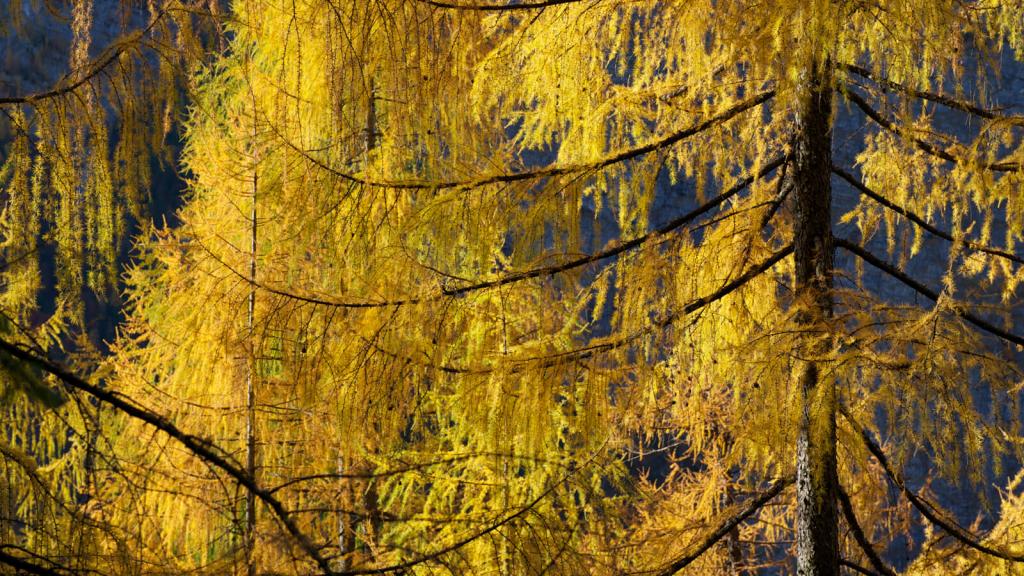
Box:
3;0;1024;574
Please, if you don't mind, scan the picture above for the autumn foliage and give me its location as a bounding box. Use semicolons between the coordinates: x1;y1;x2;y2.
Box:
2;1;1024;574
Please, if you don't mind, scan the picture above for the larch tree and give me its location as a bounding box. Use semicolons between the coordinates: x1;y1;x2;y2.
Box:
5;0;1024;575
0;0;223;573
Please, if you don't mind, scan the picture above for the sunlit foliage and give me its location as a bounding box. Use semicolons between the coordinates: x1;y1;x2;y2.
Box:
2;0;1024;574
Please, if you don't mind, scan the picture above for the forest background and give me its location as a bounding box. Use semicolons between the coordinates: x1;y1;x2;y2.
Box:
2;1;1024;575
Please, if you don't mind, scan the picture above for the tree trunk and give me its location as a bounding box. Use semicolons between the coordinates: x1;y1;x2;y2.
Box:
243;79;260;576
792;58;838;576
337;81;381;572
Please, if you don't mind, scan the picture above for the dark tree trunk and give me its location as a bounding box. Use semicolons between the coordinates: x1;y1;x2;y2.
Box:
244;105;259;576
792;58;838;576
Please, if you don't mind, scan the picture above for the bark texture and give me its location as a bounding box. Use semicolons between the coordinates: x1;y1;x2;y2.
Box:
792;59;838;576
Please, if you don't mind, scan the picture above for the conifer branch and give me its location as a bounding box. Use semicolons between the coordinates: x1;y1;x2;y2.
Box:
269;452;574;493
0;8;177;106
0;440;113;533
837;484;897;576
415;0;582;9
282;90;775;190
361;244;792;380
0;549;72;576
833;166;1024;265
842;88;1022;172
842;408;1024;563
335;486;556;574
839;558;883;576
533;243;793;365
0;36;138;105
0;337;335;575
834;237;1024;347
840;63;1024;123
0;544;105;576
654;477;792;576
332;450;599;575
218;156;785;309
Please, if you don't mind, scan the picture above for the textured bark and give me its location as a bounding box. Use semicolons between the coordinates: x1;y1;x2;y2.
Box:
792;58;838;576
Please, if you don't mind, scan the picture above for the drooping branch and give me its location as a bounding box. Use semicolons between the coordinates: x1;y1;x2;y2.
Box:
841;408;1024;563
0;7;179;106
217;155;786;309
334;446;604;575
842;88;1022;173
0;547;79;576
840;63;1024;124
837;484;897;576
269;451;575;494
281;90;776;190
0;37;138;106
834;237;1024;347
415;0;583;9
361;244;793;374
654;477;792;576
839;558;883;576
833;166;1024;265
0;441;112;533
0;554;60;576
337;484;557;574
0;334;616;576
0;337;335;575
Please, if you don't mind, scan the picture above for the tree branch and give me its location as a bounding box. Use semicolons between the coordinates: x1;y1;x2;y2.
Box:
224;155;786;309
834;237;1024;347
415;0;582;9
269;451;574;494
837;483;897;576
654;477;792;576
842;87;1022;172
360;244;793;374
282;90;775;190
0;337;335;575
840;558;882;576
833;166;1024;265
0;548;73;576
334;445;607;575
840;63;1024;123
841;408;1024;563
336;483;558;574
0;7;178;106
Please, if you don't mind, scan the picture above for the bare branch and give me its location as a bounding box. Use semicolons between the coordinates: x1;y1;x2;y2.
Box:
835;237;1024;347
833;166;1024;265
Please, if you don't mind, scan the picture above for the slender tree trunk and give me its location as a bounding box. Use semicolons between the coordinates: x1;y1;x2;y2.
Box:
338;456;356;572
362;82;382;558
792;58;838;576
338;82;381;572
244;91;259;576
